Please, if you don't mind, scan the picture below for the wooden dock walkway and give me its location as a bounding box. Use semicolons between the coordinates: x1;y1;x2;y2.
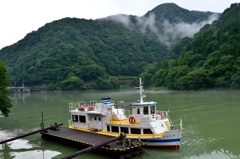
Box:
41;127;145;159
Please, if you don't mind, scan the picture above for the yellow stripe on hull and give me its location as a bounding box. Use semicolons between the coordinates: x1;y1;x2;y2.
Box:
69;125;165;139
108;118;139;126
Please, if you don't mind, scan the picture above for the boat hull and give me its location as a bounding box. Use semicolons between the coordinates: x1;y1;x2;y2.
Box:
141;129;182;149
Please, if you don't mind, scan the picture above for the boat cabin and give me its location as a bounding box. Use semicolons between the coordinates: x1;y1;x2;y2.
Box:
69;97;169;137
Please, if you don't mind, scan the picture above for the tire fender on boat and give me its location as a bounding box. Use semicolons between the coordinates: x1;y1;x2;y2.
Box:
129;116;136;124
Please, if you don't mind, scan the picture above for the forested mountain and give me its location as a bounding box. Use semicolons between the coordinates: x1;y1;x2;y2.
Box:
0;3;219;90
105;3;219;48
141;3;240;90
0;18;168;90
145;3;215;23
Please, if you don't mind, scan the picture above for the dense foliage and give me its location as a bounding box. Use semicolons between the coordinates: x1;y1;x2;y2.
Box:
108;3;217;48
141;3;240;90
145;3;215;24
0;18;168;90
0;3;219;90
0;60;12;117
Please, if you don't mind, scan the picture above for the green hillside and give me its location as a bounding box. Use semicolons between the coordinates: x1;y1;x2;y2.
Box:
0;18;168;89
142;3;240;90
106;3;219;48
145;3;215;23
0;3;218;90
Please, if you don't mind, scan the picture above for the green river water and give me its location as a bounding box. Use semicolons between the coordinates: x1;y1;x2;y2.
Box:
0;90;240;159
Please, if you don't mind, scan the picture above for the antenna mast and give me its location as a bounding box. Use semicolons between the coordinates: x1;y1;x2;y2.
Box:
135;78;144;103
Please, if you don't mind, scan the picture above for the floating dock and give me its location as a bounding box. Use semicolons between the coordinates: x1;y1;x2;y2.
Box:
41;127;145;159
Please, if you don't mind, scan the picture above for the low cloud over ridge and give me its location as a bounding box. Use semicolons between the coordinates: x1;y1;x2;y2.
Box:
106;13;219;47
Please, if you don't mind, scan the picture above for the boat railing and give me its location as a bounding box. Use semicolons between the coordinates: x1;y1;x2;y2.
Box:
69;103;78;111
78;101;98;107
78;101;85;107
125;110;130;117
69;101;98;111
68;119;72;127
156;110;173;125
170;119;182;130
170;125;181;130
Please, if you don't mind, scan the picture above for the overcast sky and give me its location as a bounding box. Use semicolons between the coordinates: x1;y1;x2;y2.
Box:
0;0;239;50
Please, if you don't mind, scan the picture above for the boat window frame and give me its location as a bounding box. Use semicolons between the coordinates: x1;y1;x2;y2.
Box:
112;126;119;133
130;128;141;134
143;106;149;115
79;115;86;123
150;105;155;114
143;128;153;134
137;108;140;114
120;127;129;134
72;115;79;122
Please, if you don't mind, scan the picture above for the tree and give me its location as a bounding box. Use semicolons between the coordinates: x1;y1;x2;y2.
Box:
0;60;12;117
94;77;112;89
177;68;213;90
60;76;87;90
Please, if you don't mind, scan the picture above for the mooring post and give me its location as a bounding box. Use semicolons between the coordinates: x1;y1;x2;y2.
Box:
40;111;44;129
0;123;63;144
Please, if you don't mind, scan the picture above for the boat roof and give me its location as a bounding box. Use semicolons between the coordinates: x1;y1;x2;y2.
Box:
130;102;157;106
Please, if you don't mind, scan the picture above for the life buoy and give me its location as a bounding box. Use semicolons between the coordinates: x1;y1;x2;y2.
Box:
157;111;164;118
129;116;136;124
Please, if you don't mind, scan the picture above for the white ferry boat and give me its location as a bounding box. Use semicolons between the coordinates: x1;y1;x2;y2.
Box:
68;78;182;149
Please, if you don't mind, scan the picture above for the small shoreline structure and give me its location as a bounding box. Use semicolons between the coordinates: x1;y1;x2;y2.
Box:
0;111;5;118
7;86;32;93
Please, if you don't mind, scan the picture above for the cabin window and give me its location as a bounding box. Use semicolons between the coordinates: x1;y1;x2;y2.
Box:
112;126;119;133
143;107;149;115
130;128;141;134
98;116;101;121
137;108;140;114
150;106;155;114
143;129;153;134
107;125;110;131
94;116;97;120
72;115;78;122
79;115;86;123
121;127;129;134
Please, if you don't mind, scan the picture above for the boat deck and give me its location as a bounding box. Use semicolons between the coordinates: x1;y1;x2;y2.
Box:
41;127;145;150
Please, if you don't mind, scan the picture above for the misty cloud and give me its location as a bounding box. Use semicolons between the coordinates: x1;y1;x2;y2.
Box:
161;14;219;46
136;14;158;34
106;13;219;47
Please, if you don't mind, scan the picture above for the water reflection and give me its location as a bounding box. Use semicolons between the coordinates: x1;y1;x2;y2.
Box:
0;130;61;159
2;90;240;159
9;93;32;103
